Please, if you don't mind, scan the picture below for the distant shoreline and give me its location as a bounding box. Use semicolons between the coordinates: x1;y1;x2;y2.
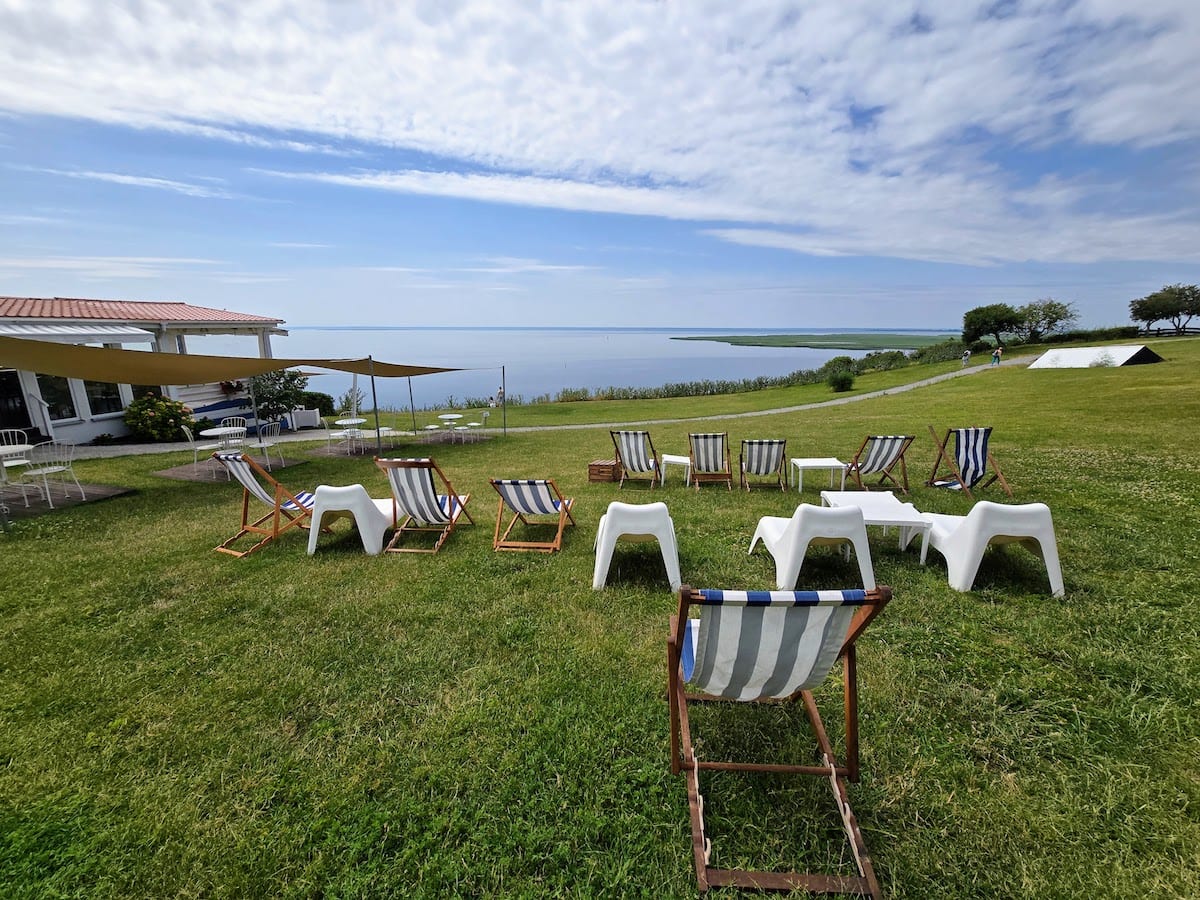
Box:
674;332;953;351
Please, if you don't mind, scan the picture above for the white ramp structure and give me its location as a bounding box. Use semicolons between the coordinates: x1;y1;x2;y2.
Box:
1029;345;1163;369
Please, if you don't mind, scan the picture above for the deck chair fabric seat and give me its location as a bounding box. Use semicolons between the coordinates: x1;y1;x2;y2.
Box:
212;451;316;557
923;501;1064;596
610;430;659;488
306;484;396;556
490;478;576;552
739;439;787;491
688;432;733;491
749;504;875;590
926;425;1012;498
668;584;892;895
846;434;915;493
375;457;472;553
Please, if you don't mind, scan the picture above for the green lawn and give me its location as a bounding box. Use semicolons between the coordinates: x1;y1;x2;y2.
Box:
1;339;1197;898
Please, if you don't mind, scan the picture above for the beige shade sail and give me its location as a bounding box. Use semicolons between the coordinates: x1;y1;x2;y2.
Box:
0;335;459;383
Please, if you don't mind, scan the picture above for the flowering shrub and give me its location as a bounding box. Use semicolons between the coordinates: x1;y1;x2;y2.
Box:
124;393;195;442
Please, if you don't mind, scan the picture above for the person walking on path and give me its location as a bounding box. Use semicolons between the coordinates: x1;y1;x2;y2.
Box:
962;349;971;367
991;346;1003;366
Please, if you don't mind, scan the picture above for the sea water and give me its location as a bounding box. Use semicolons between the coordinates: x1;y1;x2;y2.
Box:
189;327;950;411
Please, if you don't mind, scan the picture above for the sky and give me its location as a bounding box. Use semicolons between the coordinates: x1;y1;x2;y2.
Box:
1;0;1199;331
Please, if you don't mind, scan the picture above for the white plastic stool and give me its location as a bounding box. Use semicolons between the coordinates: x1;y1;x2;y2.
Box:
593;501;681;591
307;484;395;556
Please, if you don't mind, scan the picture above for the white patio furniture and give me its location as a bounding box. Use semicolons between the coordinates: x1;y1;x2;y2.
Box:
659;453;691;486
306;484;395;556
789;456;849;493
20;441;85;510
821;490;931;563
246;421;285;470
593;501;681;591
922;501;1064;596
749;503;875;590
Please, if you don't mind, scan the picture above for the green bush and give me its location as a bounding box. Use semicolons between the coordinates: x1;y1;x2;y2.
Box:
826;369;855;392
124;393;194;442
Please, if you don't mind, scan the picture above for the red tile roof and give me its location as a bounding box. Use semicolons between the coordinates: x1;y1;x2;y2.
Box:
0;296;283;325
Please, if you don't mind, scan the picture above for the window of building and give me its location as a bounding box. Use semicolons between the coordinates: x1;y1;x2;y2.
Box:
36;374;77;420
83;380;123;415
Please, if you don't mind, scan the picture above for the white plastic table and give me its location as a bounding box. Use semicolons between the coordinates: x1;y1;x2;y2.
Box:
790;457;849;493
820;490;930;564
659;453;691;485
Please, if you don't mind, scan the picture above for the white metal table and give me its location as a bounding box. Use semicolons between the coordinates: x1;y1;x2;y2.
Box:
790;457;849;493
0;443;37;506
820;490;930;564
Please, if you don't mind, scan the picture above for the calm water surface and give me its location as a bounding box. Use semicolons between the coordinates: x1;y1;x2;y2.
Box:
193;327;947;410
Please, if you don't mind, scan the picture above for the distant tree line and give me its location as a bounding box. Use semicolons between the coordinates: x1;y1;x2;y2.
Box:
1129;284;1200;334
961;299;1079;346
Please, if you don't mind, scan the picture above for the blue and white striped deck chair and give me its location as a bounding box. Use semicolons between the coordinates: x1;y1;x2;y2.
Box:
489;478;576;552
375;457;473;553
688;432;732;491
668;584;892;895
926;425;1012;499
846;434;915;494
610;430;659;488
738;438;787;492
212;451;316;558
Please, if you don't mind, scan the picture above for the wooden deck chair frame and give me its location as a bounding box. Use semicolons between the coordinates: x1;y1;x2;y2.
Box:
489;478;576;552
374;457;473;553
668;584;892;895
926;425;1012;499
846;434;915;494
688;432;733;491
610;430;659;489
739;438;787;492
213;451;316;558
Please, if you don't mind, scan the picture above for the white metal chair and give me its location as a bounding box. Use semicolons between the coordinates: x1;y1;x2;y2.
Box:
246;421;285;470
180;425;226;480
20;441;85;510
0;428;40;506
923;501;1064;595
218;416;247;450
749;503;875;590
593;501;681;590
467;410;491;430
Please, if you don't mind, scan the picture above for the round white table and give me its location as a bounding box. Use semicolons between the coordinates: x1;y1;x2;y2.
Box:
1;443;36;503
438;413;464;441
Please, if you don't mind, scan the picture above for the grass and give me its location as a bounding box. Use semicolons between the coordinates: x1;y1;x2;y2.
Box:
1;338;1197;897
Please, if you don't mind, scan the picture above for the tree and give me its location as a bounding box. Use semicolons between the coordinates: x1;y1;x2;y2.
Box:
962;303;1021;345
1129;284;1200;334
248;369;309;421
1015;298;1079;343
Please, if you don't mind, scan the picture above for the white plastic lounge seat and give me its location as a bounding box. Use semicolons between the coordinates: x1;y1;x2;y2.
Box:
374;457;472;553
739;438;787;491
926;425;1012;498
490;478;576;552
306;484;395;556
668;584;893;895
846;434;915;493
923;501;1064;596
688;432;733;491
610;430;659;488
593;500;681;591
749;503;875;590
212;451;315;557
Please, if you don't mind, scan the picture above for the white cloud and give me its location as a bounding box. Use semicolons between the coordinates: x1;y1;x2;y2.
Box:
0;254;222;279
19;166;234;199
0;1;1197;264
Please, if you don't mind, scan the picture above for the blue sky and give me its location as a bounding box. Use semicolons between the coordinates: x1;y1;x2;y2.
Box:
1;1;1198;331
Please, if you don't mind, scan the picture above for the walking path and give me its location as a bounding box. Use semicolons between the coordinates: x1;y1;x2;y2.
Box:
73;356;1031;460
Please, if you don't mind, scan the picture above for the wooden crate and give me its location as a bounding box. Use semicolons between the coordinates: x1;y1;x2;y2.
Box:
588;459;620;482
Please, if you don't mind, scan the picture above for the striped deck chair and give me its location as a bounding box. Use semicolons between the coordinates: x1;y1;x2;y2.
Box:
926;425;1012;499
688;432;732;491
610;430;659;488
668;584;892;896
846;434;915;493
738;438;787;492
374;457;473;553
489;478;576;552
212;451;316;557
